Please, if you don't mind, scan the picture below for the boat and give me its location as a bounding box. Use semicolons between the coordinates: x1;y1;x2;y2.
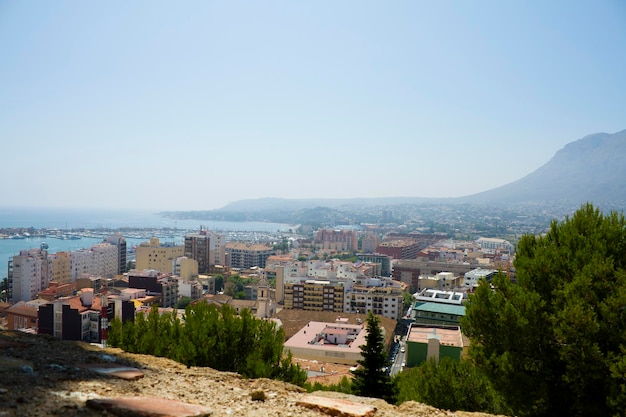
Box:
40;242;49;250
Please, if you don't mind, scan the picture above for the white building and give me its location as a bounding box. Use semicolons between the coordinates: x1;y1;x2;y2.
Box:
70;243;119;281
475;237;514;254
462;268;498;288
9;249;49;302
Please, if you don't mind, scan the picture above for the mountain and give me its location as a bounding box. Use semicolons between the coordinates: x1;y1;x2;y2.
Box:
216;197;437;212
165;129;626;219
459;129;626;205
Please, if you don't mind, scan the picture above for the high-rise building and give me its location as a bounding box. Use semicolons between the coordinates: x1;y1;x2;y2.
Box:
9;249;49;303
47;251;71;284
70;243;118;280
103;233;127;274
225;242;273;269
184;230;226;273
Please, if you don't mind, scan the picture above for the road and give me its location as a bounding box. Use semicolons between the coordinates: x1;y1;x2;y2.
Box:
389;338;407;377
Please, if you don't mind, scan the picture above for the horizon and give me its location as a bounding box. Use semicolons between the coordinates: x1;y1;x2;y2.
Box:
1;2;625;211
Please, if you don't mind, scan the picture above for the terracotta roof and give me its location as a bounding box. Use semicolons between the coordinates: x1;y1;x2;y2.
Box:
6;302;38;318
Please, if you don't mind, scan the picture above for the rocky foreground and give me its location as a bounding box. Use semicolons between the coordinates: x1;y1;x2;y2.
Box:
0;331;498;417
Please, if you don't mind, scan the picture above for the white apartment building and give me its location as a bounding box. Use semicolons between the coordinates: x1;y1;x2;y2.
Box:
462;268;498;288
475;237;514;254
90;243;119;278
343;283;404;321
9;249;48;303
70;243;119;281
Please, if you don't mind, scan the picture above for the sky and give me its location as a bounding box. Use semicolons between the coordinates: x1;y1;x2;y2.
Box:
1;1;625;211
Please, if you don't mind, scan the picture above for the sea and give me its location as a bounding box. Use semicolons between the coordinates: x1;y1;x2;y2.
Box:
0;207;292;277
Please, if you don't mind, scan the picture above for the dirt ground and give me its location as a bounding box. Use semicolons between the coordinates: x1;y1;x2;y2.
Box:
0;330;499;417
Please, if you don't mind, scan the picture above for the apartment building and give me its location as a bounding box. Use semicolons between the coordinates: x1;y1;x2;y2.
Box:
183;230;226;273
127;269;179;308
5;299;46;332
172;256;199;280
392;259;476;291
417;272;462;291
70;243;119;281
343;285;404;321
103;233;127;274
47;251;71;284
360;233;381;253
38;291;135;343
135;238;184;273
8;249;49;303
357;253;392;277
314;229;358;252
375;239;420;260
225;242;273;269
176;278;203;300
283;279;346;312
462;268;498;289
475;237;514;254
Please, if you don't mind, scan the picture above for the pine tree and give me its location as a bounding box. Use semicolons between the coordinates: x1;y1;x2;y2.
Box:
352;312;396;402
462;204;626;416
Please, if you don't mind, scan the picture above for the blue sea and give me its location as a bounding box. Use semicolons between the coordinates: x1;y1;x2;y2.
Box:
0;207;292;278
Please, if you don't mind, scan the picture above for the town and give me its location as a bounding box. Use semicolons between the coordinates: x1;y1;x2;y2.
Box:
1;209;517;380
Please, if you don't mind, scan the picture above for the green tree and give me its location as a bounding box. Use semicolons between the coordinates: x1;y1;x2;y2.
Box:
402;291;413;315
395;358;508;414
462;204;626;417
214;274;224;292
108;302;307;385
352;312;396;402
176;296;192;309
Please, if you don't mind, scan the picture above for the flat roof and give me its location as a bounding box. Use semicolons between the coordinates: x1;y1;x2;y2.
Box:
407;324;463;347
414;302;466;316
284;321;366;354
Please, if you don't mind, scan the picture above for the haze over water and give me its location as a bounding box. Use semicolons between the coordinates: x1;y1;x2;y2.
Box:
0;207;291;279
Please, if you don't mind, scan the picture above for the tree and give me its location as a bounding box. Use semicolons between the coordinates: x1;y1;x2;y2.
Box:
462;204;626;417
214;274;224;292
176;296;192;309
352;312;396;402
394;357;508;414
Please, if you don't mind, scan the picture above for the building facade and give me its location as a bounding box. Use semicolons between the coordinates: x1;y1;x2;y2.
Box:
343;286;404;320
135;238;184;273
283;280;345;312
103;233;127;274
226;242;273;269
314;229;358;252
375;239;420;260
8;249;49;303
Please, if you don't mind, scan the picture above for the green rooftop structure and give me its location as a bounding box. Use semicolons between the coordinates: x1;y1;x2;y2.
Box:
411;301;465;325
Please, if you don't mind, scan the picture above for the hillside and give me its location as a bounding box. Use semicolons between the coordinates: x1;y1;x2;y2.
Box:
0;330;499;417
460;129;626;205
160;130;626;221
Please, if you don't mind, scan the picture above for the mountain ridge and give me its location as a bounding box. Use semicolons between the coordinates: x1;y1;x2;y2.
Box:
210;129;626;212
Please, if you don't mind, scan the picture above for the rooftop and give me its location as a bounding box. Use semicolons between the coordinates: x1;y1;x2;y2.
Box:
407;324;464;347
413;302;466;316
284;321;366;354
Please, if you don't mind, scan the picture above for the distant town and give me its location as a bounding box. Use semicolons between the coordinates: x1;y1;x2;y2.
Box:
0;199;620;380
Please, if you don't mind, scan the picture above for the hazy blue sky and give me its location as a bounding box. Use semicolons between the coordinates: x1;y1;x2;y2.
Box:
1;1;624;211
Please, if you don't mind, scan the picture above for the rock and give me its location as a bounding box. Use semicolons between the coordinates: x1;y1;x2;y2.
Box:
296;394;376;417
79;363;145;380
86;396;212;417
0;356;33;372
